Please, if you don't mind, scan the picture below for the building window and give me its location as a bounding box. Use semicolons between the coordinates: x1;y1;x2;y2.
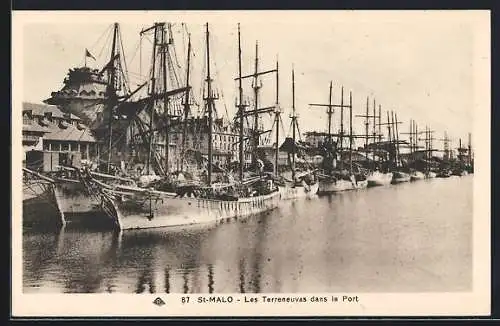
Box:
80;144;87;159
61;143;69;151
23;114;32;125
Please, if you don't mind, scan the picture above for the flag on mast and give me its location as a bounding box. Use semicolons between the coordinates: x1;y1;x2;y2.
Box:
85;49;96;60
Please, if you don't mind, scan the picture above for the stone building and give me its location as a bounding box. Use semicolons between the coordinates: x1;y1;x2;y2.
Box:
22;102;98;162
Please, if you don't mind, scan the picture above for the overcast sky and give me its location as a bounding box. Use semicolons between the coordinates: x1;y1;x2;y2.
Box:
19;11;487;151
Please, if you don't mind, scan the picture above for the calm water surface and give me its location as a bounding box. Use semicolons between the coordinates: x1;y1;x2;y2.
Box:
23;176;472;293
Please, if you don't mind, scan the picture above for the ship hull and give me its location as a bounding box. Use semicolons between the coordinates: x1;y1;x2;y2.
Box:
23;180;63;227
356;180;368;189
426;172;437;179
367;172;393;187
53;179;111;227
437;171;452;178
410;171;425;181
392;172;411;184
100;189;281;231
317;176;367;194
279;182;319;200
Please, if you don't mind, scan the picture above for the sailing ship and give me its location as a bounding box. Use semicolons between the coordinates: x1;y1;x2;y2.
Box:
355;97;393;187
420;126;438;178
367;109;393;187
34;23;143;225
402;119;425;181
277;68;319;200
309;84;367;194
24;22;201;226
454;136;473;176
22;167;61;227
20;25;111;226
386;111;410;184
82;23;281;231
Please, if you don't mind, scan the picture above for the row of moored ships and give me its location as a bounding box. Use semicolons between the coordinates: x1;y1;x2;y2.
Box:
22;22;475;231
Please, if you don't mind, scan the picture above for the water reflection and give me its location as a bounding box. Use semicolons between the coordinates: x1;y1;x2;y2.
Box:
23;176;473;293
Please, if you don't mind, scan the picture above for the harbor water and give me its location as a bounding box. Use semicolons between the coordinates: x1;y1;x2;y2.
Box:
22;176;472;293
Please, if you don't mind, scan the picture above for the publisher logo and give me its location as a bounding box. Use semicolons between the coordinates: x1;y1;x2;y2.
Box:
153;297;166;306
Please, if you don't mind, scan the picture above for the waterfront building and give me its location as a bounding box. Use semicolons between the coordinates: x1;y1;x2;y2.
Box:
22;102;98;162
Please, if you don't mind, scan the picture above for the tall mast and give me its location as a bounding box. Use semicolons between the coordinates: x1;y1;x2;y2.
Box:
339;86;344;154
349;91;353;174
378;105;382;166
378;105;382;142
424;126;428;173
426;126;431;173
328;82;333;145
394;112;401;168
371;99;376;170
356;96;376;169
234;31;277;178
181;33;192;172
387;111;392;169
468;132;472;167
237;24;245;180
106;23;119;174
309;82;334;146
274;59;280;177
291;68;296;180
364;97;369;151
409;120;413;155
386;111;391;142
145;23;160;175
413;120;417;154
252;41;261;163
205;23;214;185
415;123;418;154
161;24;170;175
372;99;376;145
391;111;396;167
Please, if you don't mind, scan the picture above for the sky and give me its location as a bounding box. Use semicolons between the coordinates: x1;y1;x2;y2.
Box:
18;11;487;152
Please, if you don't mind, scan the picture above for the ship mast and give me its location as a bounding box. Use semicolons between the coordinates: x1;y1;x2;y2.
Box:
395;113;401;168
234;31;277;177
161;24;170;175
378;105;382;167
414;122;418;154
365;97;369;159
419;125;434;173
337;87;346;170
291;68;296;181
372;99;376;148
143;23;161;175
386;111;392;170
468;132;472;168
237;24;245;181
181;34;192;172
309;82;335;156
274;60;280;177
349;91;353;174
401;119;415;158
339;86;345;159
106;23;119;174
355;96;377;169
252;42;261;165
409;120;414;155
204;23;218;185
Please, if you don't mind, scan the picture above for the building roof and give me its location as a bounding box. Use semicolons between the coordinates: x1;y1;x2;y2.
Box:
23;102;81;121
43;123;97;142
22;123;50;133
22;102;96;143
